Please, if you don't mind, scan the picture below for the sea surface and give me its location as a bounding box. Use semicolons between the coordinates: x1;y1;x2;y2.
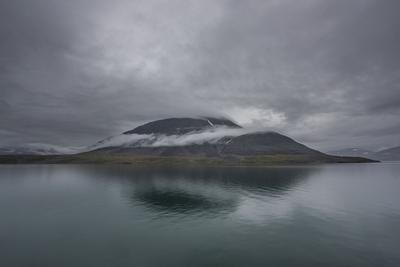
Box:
0;163;399;267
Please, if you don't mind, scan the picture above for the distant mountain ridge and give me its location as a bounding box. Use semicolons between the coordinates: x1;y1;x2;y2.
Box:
328;146;400;161
0;143;79;155
328;148;375;158
373;146;400;161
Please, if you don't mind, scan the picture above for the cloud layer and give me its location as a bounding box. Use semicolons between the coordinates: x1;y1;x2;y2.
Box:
1;0;400;151
91;126;252;149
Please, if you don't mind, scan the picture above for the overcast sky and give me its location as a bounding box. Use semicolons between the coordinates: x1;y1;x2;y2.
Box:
1;0;399;151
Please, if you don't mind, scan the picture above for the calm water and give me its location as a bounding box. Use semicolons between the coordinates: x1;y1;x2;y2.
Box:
0;163;399;267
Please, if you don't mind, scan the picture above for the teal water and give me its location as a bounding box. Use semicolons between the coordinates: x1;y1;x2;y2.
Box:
0;163;399;267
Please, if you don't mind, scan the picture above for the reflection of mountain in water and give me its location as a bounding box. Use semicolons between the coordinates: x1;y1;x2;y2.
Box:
133;189;236;215
75;165;317;216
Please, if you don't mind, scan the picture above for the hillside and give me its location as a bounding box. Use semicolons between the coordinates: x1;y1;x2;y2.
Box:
85;117;375;164
0;117;377;165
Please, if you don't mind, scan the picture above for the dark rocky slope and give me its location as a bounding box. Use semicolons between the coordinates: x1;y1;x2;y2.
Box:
86;117;376;164
123;117;241;135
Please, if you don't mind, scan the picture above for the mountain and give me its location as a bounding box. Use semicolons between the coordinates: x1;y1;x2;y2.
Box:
83;117;375;164
123;117;241;135
90;132;322;158
0;117;377;165
221;132;323;156
327;148;375;158
373;146;400;161
0;143;80;155
90;117;321;157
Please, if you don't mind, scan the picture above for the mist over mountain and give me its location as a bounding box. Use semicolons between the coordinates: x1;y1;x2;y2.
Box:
0;116;381;164
77;117;374;163
0;143;80;155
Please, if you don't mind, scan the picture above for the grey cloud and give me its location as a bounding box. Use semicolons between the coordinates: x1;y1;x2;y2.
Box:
0;0;399;150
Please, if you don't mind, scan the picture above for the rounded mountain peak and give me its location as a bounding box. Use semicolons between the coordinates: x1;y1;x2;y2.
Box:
123;117;241;135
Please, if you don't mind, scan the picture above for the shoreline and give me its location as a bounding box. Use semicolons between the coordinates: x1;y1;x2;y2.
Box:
0;154;379;166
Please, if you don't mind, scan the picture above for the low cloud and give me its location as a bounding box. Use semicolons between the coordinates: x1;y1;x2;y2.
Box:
0;143;83;155
91;126;254;149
